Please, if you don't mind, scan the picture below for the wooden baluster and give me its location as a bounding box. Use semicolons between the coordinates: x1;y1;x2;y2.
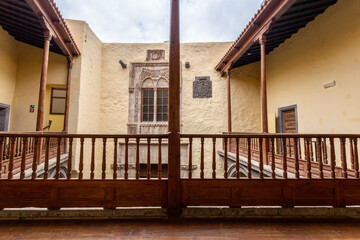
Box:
212;137;216;179
294;138;299;179
55;137;61;179
0;137;3;179
323;138;328;164
26;137;30;154
350;138;355;170
3;137;7;160
8;137;15;179
236;138;239;179
146;138;150;180
224;137;228;179
288;138;292;157
79;137;84;180
329;137;336;179
113;138;118;180
136;138;140;180
298;138;302;160
20;137;28;180
282;138;287;179
200;137;204;179
354;138;359;179
15;137;19;157
44;137;50;179
125;138;129;180
310;138;314;162
188;137;192;179
340;138;347;178
31;137;39;180
247;138;251;179
259;138;264;179
158;138;162;180
316;137;323;179
67;137;73;180
271;138;275;179
102;138;107;180
305;138;311;179
90;138;95;179
19;137;23;157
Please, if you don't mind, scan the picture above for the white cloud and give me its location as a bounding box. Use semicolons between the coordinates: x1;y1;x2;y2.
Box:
56;0;263;43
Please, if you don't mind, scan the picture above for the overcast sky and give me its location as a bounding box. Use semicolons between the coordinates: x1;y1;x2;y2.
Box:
56;0;263;43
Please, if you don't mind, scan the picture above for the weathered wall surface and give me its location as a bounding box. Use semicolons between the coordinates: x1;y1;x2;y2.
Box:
230;62;261;133
65;20;103;177
267;0;360;134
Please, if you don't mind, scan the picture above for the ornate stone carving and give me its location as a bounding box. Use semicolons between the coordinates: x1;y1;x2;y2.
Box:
139;68;169;81
193;76;212;98
146;50;165;61
127;124;137;134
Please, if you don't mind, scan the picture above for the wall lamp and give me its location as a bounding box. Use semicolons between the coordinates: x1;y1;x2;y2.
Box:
185;62;190;69
119;60;127;68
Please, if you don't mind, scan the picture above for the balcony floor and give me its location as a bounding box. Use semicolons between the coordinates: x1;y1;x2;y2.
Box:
0;219;360;239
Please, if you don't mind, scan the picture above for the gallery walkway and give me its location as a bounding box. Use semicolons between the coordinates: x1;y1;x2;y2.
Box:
0;219;359;240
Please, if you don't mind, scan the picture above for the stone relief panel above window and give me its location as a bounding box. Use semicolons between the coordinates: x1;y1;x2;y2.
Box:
146;50;166;62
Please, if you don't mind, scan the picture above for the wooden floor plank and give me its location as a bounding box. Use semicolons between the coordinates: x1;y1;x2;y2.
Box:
0;219;360;239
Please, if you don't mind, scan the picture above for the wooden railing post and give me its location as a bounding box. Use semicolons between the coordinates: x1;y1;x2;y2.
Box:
168;0;181;218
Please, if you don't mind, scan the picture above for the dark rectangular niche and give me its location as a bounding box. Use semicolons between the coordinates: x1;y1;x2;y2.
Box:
193;76;212;98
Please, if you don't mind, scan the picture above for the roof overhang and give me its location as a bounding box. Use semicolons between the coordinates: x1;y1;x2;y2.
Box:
0;0;80;59
215;0;338;74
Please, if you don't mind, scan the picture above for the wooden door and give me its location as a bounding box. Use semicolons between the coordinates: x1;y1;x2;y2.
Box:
278;105;298;156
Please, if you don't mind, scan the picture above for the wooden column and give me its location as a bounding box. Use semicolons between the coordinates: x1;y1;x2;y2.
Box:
168;0;181;218
260;35;269;164
36;31;52;131
227;68;232;133
63;59;73;132
260;35;268;133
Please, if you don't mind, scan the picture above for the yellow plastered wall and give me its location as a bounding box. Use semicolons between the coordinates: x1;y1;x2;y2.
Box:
0;28;68;132
0;28;18;130
10;42;68;131
44;85;66;132
267;0;360;134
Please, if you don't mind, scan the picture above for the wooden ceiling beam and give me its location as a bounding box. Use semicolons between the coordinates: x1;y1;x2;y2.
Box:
0;17;43;34
0;0;36;16
0;11;42;29
0;6;40;23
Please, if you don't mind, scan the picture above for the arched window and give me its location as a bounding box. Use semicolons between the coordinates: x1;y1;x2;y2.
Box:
156;78;168;122
141;78;168;122
142;79;154;122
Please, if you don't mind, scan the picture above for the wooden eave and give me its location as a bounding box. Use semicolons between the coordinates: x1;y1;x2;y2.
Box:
215;0;338;74
0;0;80;59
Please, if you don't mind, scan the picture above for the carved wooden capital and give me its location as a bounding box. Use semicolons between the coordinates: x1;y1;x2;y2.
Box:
44;31;53;41
67;60;73;69
259;35;267;45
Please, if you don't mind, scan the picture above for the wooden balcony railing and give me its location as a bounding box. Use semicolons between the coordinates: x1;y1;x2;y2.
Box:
0;132;360;211
180;133;360;208
224;133;359;179
0;133;66;178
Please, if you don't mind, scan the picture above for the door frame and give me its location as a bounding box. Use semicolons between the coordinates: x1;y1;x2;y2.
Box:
278;104;298;133
0;103;10;132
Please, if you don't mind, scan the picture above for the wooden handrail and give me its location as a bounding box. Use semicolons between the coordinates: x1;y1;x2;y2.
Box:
181;133;360;138
0;133;170;138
